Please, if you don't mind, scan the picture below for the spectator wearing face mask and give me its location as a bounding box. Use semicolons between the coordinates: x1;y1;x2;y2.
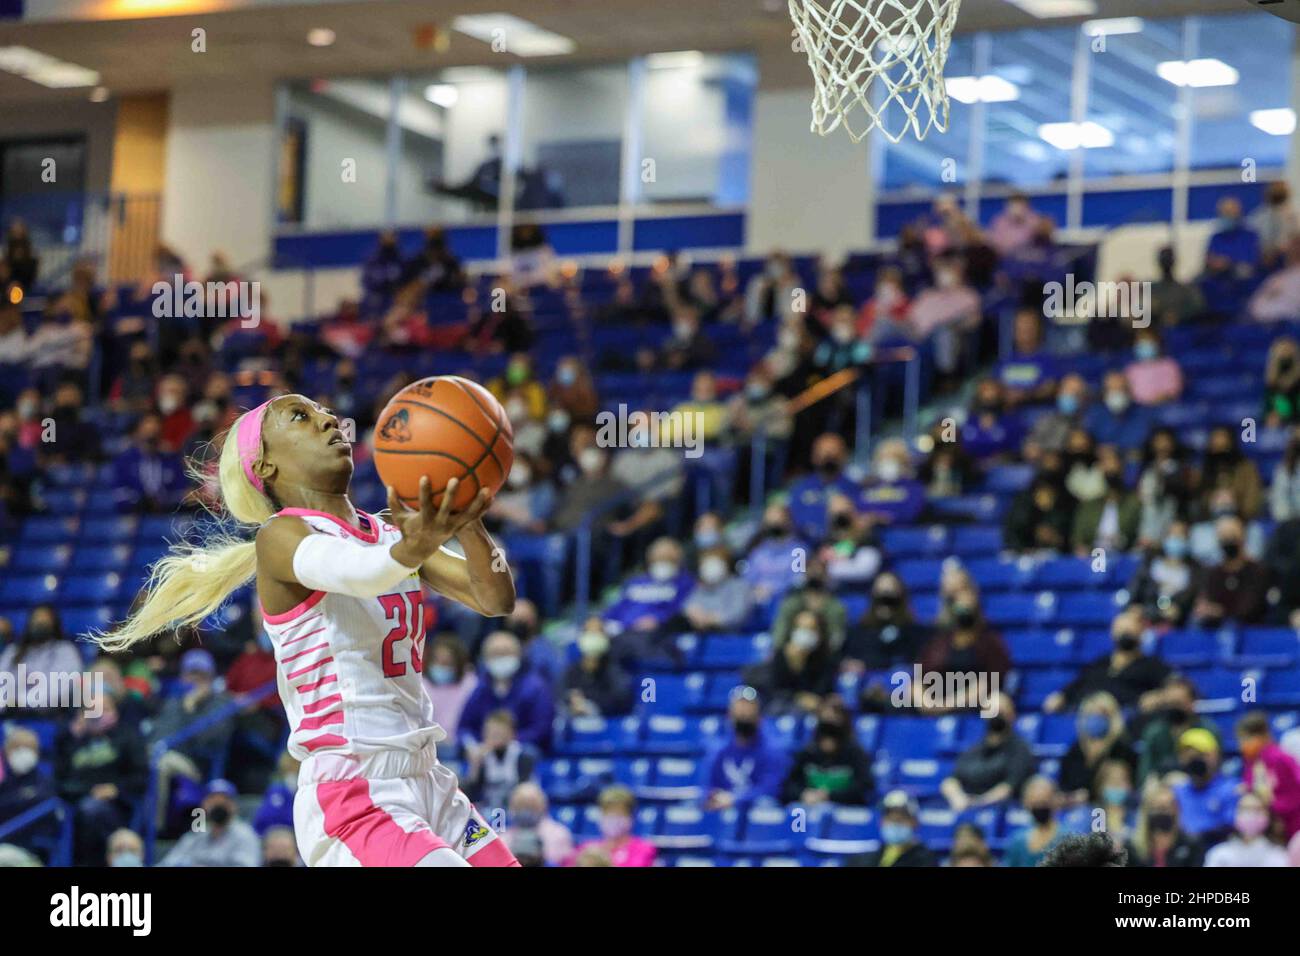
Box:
607;411;688;545
488;353;548;422
1198;425;1263;521
1004;474;1072;554
1071;444;1140;554
106;828;146;868
771;559;848;653
742;503;809;604
159;779;260;867
1136;427;1198;548
1269;426;1300;520
1148;245;1206;327
550;430;627;533
1127;785;1205;867
961;378;1024;462
1136;676;1218;784
567;786;656;868
997;308;1058;407
547;355;599;422
812;304;872;375
787;433;860;541
857;266;911;342
1044;608;1170;713
111;412;188;513
849;789;935;867
503;598;562;690
1194;515;1269;626
503;782;573;867
842;572;929;672
422;634;478;741
703;686;788;811
744;252;801;328
1024;373;1088;457
781;695;874;807
1264;338;1300;430
489;452;556;534
601;537;695;639
1205;793;1289;867
459;631;555;750
658;304;715;372
942;694;1036;811
947;823;995;867
918;583;1011;699
1237;711;1300;840
1188;489;1265;565
0;726;59;860
41;380;102;465
1169;728;1238;843
906;254;981;387
1124;330;1183;406
1083;371;1153;455
1057;692;1137;806
818;497;883;588
463;710;538;812
147;648;236;780
762;609;839;716
262;825;300;867
562;620;633;718
857;439;925;526
0;604;82;716
1004;776;1073;867
683;548;753;633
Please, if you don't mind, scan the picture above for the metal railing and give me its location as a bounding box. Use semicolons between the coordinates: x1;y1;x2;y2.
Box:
0;795;73;865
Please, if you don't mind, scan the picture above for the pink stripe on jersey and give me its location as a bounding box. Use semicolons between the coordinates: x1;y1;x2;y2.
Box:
301;732;349;753
262;590;326;625
276;507;381;543
281;641;330;665
298;710;345;732
280;625;326;649
467;837;521;867
287;656;334;680
316;778;451;866
301;693;343;714
295;673;338;695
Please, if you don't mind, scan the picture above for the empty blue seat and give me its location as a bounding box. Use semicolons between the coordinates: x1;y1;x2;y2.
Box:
74;544;133;572
894;558;946;593
557;716;624;756
805;805;877;855
895;757;953;797
641;714;706;754
1056;592;1120;627
1263;670;1300;706
59;573;125;605
951;525;1002;555
879;717;942;760
1035;714;1078;757
1033;558;1103;590
654;805;718;850
984;593;1051;628
879;525;948;558
0;574;59;607
18;517;78;545
82;516;139;543
1234;629;1300;668
1162;630;1220;668
1018;670;1073;710
724;804;796;855
696;633;770;669
636;758;702;801
964;557;1029;591
917;807;959;849
8;544;73;574
1004;629;1075;667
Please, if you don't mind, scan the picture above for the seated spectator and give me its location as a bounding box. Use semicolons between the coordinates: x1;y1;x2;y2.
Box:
401;225;465;291
762;609;839;715
703;685;789;811
463;710;538;811
941;694;1036;811
1057;692;1137;805
562;620;633;718
780;695;874;806
1237;711;1300;839
849;789;936;867
57;694;147;866
947;823;995;867
960;378;1024;461
1124;329;1183;406
504;598;562;691
602;536;694;639
906;254;981;387
547;355;599;422
659;304;715;372
1272;430;1300;524
1136;426;1197;547
0;726;58;860
742;502;809;604
1083;370;1153;455
727;361;794;448
111;413;188;513
1250;236;1300;322
1136;676;1216;784
359;230;404;312
1025;373;1088;455
42;380;102;465
1251;180;1300;266
1198;424;1263;521
842;571;929;672
147;648;236;780
1127;784;1206;867
1188;488;1265;565
1169;728;1238;843
27;302;93;389
812;304;872;375
809;262;855;330
106;828;146;868
1003;776;1074;867
0;604;82;715
771;559;848;652
155;373;196;453
987;192;1042;257
549;431;627;533
1204;793;1289;867
159;779;260;867
918;581;1011;694
997;308;1058;406
490;452;556;534
856;438;925;525
744;251;801;328
1071;444;1140;554
664;370;729;445
459;631;555;750
683;547;753;632
503;782;574;867
787;433;860;541
567;786;656;868
1097;758;1138;842
1194;515;1269;626
1129;523;1199;627
1045;608;1170;713
856;266;911;342
1204;196;1261;275
0;299;29;375
1004;472;1073;554
422;634;478;741
262;825;300;867
1148;245;1206;327
918;420;978;498
488;352;548;422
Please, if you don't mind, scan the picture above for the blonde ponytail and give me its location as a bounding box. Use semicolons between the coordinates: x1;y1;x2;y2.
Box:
91;409;277;653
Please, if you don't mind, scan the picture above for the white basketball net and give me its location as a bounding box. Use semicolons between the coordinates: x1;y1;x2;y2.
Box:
790;0;962;144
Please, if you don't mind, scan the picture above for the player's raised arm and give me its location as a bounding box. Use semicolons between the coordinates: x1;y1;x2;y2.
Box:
407;478;516;618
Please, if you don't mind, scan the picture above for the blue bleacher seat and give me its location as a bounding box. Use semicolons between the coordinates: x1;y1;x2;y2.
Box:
1233;629;1300;668
8;544;73;573
878;717;943;760
950;525;1003;555
59;572;125;605
641;714;706;754
805;805;877;855
1162;629;1221;668
1005;628;1076;667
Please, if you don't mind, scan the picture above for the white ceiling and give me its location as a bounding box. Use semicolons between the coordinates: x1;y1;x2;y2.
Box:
0;0;1260;105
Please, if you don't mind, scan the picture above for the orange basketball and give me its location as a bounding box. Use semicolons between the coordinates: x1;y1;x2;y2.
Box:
373;376;514;511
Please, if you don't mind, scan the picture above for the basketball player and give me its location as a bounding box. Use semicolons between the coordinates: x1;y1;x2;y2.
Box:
97;395;520;867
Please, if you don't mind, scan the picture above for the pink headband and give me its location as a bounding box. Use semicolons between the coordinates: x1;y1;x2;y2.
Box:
236;400;273;493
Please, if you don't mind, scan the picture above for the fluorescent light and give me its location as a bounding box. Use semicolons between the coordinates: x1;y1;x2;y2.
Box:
1251;108;1297;136
307;28;336;48
945;75;1020;104
647;51;705;69
1038;121;1114;150
1083;17;1143;36
424;84;459;108
1157;58;1239;88
452;14;575;57
0;46;99;88
1008;0;1097;17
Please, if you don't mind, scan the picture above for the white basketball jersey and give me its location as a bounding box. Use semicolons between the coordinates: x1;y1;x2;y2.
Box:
260;508;443;777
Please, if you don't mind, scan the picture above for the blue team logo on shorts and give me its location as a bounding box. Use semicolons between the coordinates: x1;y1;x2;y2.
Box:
464;818;490;848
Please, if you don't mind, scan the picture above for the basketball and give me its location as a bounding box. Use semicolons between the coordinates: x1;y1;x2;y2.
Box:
373;375;514;511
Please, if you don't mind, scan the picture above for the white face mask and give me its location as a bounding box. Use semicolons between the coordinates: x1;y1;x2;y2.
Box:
507;465;532;489
1104;392;1129;415
579;448;605;474
158;394;182;415
831;325;854;345
577;632;609;657
7;746;38;775
649;560;678;582
700;557;728;585
877;459;903;483
790;628;819;650
778;331;800;351
486;656;520;681
505;400;528;422
548;410;571;433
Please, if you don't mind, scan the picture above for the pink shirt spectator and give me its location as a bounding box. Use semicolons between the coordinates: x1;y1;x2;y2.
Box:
987;210;1041;257
1248;266;1300;322
503;817;575;866
1124;358;1183;406
906;286;981;339
568;835;658;868
423;671;478;741
1246;742;1300;839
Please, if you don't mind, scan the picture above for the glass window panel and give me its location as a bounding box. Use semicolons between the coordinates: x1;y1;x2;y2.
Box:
282;78;393;229
879;35;975;192
520;64;627;210
638;52;757;206
394;67;509;225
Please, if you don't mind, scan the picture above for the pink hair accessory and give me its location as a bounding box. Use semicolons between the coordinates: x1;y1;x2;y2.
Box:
236;399;273;493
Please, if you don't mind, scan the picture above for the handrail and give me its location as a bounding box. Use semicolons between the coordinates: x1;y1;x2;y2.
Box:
0;795;72;865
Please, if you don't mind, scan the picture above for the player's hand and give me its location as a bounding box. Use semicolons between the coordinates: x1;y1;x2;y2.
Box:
387;477;492;567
